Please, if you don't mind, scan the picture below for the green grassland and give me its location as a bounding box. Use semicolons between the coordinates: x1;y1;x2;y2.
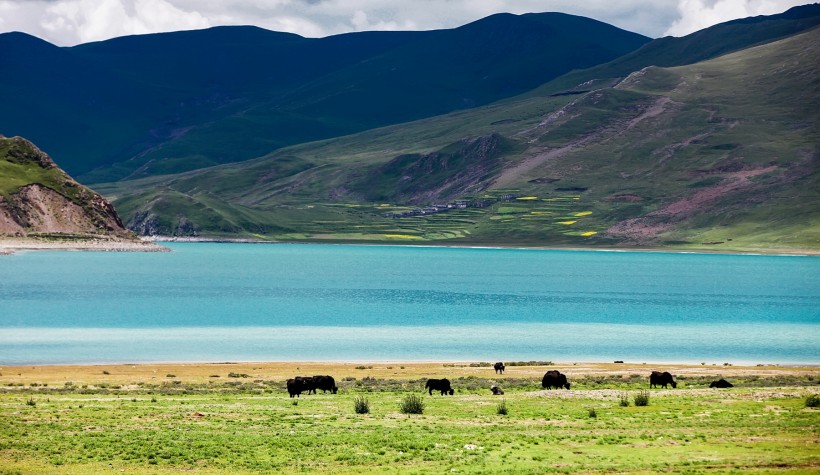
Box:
1;374;818;474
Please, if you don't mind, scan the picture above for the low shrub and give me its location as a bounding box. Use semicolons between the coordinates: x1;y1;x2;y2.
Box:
806;394;820;408
354;396;370;414
400;394;424;414
588;408;597;418
634;390;650;407
506;361;554;367
619;393;630;407
496;400;508;415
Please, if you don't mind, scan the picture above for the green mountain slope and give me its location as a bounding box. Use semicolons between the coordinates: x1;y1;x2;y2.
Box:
97;25;820;252
0;13;648;183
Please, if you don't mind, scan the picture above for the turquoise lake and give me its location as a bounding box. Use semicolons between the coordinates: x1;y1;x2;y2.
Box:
0;243;818;365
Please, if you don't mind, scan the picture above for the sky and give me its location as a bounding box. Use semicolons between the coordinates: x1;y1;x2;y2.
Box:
0;0;812;46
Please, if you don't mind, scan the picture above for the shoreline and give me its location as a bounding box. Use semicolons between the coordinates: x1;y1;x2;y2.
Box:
149;235;820;257
4;357;819;368
1;235;817;256
0;236;169;255
2;361;817;386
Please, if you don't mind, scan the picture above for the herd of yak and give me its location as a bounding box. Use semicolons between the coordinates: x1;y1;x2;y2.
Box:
286;364;734;398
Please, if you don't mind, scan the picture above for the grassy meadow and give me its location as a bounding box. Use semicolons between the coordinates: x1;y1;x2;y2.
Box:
1;362;818;474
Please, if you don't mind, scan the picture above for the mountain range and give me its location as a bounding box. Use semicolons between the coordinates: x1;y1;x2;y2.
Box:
0;12;649;183
2;4;819;252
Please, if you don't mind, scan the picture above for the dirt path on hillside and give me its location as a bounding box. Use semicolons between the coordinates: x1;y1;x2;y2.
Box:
627;96;671;129
606;166;778;242
493;95;672;189
491;138;592;188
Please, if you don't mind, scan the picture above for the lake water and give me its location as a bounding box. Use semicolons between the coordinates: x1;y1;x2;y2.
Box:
0;243;818;365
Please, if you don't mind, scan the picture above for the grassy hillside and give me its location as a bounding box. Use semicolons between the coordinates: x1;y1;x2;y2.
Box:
96;24;820;253
0;137;66;198
0;13;648;182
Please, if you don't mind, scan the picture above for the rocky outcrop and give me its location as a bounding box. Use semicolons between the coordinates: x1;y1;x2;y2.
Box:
0;136;136;240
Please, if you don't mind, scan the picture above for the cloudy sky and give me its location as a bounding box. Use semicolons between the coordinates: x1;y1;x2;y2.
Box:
0;0;811;46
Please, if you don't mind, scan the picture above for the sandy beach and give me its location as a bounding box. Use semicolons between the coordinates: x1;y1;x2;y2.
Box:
2;361;816;387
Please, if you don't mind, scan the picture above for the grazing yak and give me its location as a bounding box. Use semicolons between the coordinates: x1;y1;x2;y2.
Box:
286;378;304;398
649;371;677;389
425;378;454;395
494;362;506;374
541;370;570;390
287;375;336;397
490;385;505;395
710;378;733;388
313;375;339;394
296;376;317;394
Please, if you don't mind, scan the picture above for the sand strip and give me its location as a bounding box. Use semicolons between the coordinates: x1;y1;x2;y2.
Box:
1;361;815;386
0;237;168;254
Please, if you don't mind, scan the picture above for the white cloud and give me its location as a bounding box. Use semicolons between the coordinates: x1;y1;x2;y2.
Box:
664;0;809;37
0;0;811;46
348;8;418;32
39;0;210;43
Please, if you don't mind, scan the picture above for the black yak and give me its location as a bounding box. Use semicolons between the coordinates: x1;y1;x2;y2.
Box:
494;362;506;374
649;371;677;389
491;385;504;395
286;378;303;398
313;375;338;394
425;378;454;395
296;376;316;394
709;378;733;388
541;370;570;390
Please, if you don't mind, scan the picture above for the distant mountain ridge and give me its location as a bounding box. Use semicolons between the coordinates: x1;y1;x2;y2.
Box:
533;3;820;96
3;5;818;252
0;12;649;182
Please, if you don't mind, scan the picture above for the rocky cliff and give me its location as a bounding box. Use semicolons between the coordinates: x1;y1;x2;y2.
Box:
0;135;136;240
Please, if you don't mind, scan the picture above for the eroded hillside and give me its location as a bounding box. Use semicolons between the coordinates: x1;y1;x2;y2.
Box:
0;136;138;240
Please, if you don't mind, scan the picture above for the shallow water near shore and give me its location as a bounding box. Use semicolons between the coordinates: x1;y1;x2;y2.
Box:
1;242;818;365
